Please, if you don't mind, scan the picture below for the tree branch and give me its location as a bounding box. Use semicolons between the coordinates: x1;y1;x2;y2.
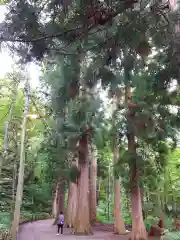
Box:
0;1;138;44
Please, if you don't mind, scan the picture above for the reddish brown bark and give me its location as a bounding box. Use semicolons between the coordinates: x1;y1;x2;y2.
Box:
113;138;126;234
128;133;147;240
130;179;147;240
66;181;78;227
89;145;97;223
158;219;164;229
72;135;92;235
174;216;180;231
148;225;165;236
53;181;65;225
148;207;165;236
148;217;167;237
66;158;78;228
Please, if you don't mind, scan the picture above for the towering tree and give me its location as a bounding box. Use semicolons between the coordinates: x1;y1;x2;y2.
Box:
11;79;30;240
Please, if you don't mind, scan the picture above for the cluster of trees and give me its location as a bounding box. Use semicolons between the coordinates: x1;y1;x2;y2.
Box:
0;1;180;240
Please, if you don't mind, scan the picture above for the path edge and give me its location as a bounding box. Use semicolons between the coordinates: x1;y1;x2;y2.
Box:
0;213;52;240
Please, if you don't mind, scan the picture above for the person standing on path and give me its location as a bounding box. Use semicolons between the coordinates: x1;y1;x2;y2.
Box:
56;212;64;235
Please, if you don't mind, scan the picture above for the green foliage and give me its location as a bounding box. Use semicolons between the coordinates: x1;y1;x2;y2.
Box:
0;213;11;230
69;165;80;183
97;163;108;179
162;232;180;240
97;200;114;224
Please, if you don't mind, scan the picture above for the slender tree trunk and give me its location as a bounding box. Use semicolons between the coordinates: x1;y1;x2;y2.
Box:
52;185;57;218
12;126;18;208
66;158;78;228
66;183;71;227
72;135;92;235
113;137;126;234
126;85;147;240
96;178;101;205
12;158;17;212
0;155;3;178
89;144;97;223
52;183;58;218
0;83;18;177
107;162;111;221
157;191;165;229
11;81;30;240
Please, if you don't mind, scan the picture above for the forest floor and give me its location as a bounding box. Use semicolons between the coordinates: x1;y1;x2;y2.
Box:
18;219;159;240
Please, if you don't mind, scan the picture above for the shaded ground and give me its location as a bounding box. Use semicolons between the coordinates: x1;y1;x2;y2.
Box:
93;222;132;232
18;219;160;240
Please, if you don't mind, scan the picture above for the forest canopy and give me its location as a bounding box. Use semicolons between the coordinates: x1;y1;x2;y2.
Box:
0;1;180;240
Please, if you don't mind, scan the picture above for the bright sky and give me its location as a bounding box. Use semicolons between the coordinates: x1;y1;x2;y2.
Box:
0;5;40;89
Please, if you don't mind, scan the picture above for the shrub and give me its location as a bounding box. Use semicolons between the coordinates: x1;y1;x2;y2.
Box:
162;232;180;240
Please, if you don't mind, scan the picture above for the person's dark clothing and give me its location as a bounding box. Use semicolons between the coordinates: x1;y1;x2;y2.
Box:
57;224;63;234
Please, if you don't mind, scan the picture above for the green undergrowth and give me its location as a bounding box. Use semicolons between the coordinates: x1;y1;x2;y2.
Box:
162;232;180;240
96;215;113;224
0;212;51;240
97;212;176;232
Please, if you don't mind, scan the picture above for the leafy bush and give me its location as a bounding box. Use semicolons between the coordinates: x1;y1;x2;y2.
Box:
97;201;113;223
162;232;180;240
124;215;132;225
0;213;11;230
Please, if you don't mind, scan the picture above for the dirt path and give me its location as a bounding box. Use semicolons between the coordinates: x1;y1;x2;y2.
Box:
18;219;159;240
17;219;130;240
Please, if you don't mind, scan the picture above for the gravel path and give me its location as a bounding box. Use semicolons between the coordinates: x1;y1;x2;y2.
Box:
17;219;130;240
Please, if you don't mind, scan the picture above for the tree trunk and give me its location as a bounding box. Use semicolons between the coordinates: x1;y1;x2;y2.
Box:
128;132;147;240
11;81;30;240
52;184;58;218
113;138;126;234
53;181;65;225
66;158;78;228
96;178;101;205
12;159;17;212
72;135;92;235
89;144;97;223
125;85;147;240
107;163;111;221
0;83;18;177
57;181;64;213
66;181;78;227
131;178;147;240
